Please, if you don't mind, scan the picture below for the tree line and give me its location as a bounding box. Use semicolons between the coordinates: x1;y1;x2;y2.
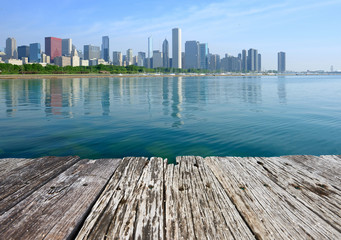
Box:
0;63;211;75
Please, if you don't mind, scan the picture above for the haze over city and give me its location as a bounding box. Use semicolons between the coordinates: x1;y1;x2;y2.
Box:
1;0;340;71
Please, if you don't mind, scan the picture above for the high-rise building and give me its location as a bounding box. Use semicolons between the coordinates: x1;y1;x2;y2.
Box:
221;54;241;72
17;45;30;60
199;43;208;70
278;52;286;73
102;36;110;62
162;39;169;68
258;54;262;72
62;39;72;56
172;28;182;69
29;43;41;63
152;50;163;68
112;51;122;66
185;41;200;69
126;49;133;65
148;36;153;68
137;52;145;67
71;48;80;67
6;37;17;59
84;45;100;60
45;37;62;62
242;50;247;72
247;48;258;72
209;54;220;71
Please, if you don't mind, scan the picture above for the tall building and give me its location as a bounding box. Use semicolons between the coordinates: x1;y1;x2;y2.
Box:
247;48;258;72
84;45;100;60
29;43;41;63
6;37;17;59
17;45;30;60
209;54;220;71
242;49;247;72
172;28;182;69
278;52;286;73
148;36;153;68
152;50;163;68
102;36;110;62
62;39;72;56
126;49;133;65
221;54;241;72
185;41;200;69
137;52;146;67
71;48;80;67
258;54;262;72
162;39;169;68
199;43;208;70
45;37;62;62
112;51;122;66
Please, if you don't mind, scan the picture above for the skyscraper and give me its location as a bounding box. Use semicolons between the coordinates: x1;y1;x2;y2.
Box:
84;45;100;60
162;39;169;68
258;54;262;72
172;28;181;69
62;39;72;56
126;49;133;65
137;52;146;67
45;37;62;62
242;49;247;72
278;52;286;73
148;37;153;68
6;37;17;59
199;43;208;70
185;41;200;69
247;48;258;72
102;36;110;62
112;51;122;66
29;43;41;63
17;45;30;60
152;50;163;68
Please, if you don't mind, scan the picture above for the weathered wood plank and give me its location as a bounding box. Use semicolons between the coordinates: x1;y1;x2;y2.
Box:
76;157;165;240
0;156;80;215
205;156;341;239
253;155;341;232
165;156;256;239
0;158;121;240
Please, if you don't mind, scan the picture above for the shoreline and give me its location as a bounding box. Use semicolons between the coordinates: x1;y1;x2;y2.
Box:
1;72;341;79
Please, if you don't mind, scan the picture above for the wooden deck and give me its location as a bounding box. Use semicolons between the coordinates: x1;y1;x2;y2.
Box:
0;155;340;239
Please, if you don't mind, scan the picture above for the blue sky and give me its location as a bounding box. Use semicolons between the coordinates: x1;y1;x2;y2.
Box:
1;0;340;71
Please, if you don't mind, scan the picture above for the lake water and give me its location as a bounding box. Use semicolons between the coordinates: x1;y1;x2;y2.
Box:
0;75;340;162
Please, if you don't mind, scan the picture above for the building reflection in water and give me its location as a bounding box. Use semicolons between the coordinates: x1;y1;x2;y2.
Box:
1;76;268;123
240;77;262;104
171;77;184;127
277;76;287;104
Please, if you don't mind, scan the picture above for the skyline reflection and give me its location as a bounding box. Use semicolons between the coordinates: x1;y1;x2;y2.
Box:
1;76;282;125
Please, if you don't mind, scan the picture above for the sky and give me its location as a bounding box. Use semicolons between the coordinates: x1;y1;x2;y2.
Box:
1;0;340;71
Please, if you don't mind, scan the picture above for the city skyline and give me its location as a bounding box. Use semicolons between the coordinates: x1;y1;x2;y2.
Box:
1;0;340;71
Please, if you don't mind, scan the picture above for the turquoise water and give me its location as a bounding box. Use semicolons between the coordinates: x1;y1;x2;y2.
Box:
0;75;340;162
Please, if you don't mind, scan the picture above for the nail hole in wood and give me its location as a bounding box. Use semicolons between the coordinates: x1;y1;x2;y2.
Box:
148;185;154;189
83;183;88;187
179;186;184;191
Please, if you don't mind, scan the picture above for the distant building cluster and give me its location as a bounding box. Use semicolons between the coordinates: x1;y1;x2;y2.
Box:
0;28;286;72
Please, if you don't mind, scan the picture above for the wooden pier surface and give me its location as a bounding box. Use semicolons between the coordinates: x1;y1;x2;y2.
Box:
0;155;340;239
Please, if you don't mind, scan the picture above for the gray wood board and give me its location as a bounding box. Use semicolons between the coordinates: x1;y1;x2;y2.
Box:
0;158;121;240
205;156;341;239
